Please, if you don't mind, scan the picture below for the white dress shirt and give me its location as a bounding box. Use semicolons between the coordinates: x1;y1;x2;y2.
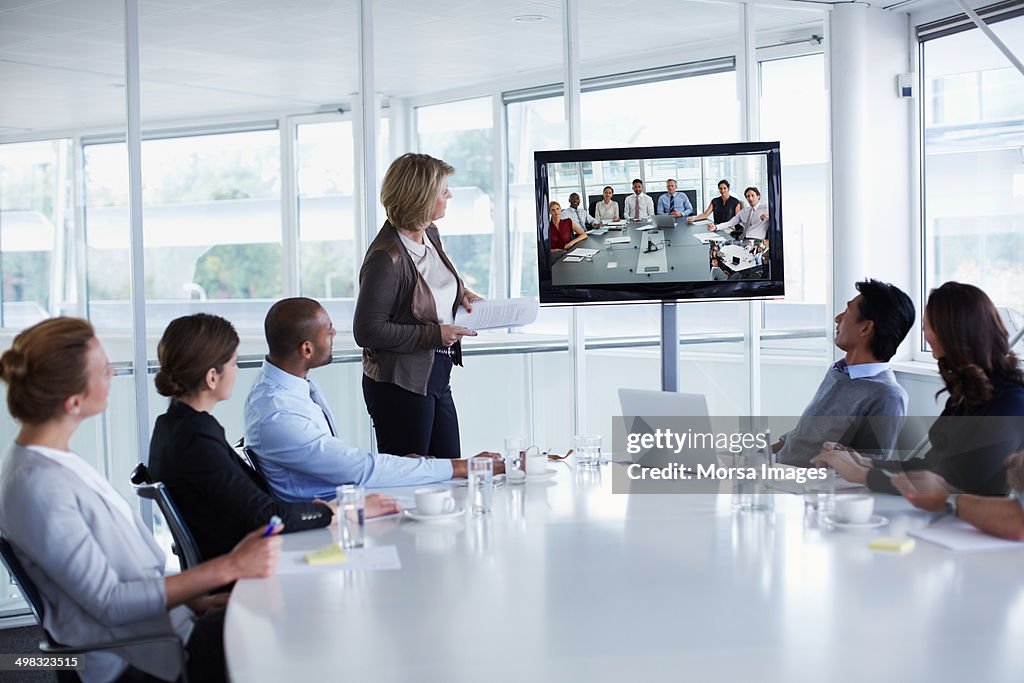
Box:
594;199;619;222
623;192;654;220
563;205;597;229
719;200;769;240
398;231;458;325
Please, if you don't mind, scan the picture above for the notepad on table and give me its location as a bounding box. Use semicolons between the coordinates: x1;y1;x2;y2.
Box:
305;545;346;565
909;518;1024;553
604;236;632;244
868;537;915;554
570;248;598;258
562;255;584;263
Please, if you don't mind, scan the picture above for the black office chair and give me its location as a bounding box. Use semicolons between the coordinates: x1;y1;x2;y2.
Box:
130;463;202;570
0;536;189;683
232;437;273;495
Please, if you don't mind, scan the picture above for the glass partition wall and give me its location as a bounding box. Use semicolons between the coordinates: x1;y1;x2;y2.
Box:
0;0;835;619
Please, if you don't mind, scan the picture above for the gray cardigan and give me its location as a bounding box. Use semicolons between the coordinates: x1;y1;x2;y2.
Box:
0;444;192;682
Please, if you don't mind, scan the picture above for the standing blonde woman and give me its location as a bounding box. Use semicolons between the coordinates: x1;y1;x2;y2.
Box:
0;317;281;682
354;153;483;460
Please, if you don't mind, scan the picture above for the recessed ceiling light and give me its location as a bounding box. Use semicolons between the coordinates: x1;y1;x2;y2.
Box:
513;14;548;23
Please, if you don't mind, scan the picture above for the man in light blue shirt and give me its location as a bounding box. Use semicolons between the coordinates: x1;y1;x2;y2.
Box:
776;280;915;466
244;298;495;501
655;179;693;218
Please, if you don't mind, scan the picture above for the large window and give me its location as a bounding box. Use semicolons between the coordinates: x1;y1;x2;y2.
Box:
0;140;74;328
922;16;1024;320
415;98;496;298
83;128;283;344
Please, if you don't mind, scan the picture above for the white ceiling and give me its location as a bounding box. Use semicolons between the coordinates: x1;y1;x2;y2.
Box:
0;0;960;136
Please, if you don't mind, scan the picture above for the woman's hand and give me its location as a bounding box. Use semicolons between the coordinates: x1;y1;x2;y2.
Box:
187;592;230;615
810;446;871;485
227;524;284;580
440;324;476;347
461;290;485;313
366;493;401;518
707;224;718;232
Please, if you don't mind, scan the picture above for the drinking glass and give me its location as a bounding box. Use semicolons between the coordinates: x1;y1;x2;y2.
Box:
468;456;493;516
336;484;365;549
573;434;602;466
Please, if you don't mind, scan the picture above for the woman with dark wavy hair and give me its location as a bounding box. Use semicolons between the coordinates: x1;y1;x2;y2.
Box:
813;282;1024;495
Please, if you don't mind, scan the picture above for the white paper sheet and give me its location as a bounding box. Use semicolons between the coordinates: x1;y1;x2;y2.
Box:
454;297;539;330
604;236;632;245
276;545;403;574
569;248;599;257
909;518;1024;553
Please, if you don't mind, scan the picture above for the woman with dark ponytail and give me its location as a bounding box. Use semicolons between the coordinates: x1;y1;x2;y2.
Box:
814;282;1024;495
149;314;399;563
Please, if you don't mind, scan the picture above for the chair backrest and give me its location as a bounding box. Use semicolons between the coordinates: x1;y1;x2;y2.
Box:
130;462;152;486
241;447;273;495
130;475;202;570
0;537;47;626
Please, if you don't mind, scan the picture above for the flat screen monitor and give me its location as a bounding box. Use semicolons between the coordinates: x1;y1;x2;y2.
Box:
535;141;784;304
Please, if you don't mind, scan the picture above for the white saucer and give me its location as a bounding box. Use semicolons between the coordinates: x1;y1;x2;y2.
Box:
825;514;888;529
403;507;464;523
525;469;557;481
505;471;527;485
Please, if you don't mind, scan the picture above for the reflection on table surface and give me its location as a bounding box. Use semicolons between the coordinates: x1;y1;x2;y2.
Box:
225;462;1024;683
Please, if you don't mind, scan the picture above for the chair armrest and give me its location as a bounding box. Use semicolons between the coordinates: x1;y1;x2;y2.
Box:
40;634;188;682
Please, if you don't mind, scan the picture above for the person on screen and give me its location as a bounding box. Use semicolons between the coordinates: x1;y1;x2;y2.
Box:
688;179;742;225
710;258;728;281
812;282;1024;495
594;186;620;222
0;317;283;683
245;298;504;502
656;179;693;218
775;279;915;467
148;313;400;563
895;452;1024;541
564;193;599;230
549;201;588;253
623;179;654;221
710;186;769;245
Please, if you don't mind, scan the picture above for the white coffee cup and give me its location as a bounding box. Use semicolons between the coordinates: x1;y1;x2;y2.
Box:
525;447;548;476
833;494;874;524
415;487;456;516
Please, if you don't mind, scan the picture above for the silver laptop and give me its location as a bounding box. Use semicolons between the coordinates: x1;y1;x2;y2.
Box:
617;388;717;470
652;214;676;229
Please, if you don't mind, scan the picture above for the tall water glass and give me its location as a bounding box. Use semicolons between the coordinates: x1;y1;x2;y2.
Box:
336;484;365;549
504;436;526;473
468;456;494;516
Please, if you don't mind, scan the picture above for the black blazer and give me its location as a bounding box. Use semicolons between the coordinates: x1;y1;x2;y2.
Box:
149;400;332;561
869;380;1024;495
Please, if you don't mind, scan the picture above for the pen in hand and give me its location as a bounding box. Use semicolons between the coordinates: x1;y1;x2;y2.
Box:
262;515;282;538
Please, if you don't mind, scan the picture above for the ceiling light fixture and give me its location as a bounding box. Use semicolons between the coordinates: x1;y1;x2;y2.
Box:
512;14;548;23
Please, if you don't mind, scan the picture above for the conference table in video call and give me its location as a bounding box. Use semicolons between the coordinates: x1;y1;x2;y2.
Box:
550;217;729;286
224;462;1024;682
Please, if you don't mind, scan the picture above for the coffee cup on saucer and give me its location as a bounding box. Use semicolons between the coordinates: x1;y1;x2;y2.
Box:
833;494;874;524
415;487;456;516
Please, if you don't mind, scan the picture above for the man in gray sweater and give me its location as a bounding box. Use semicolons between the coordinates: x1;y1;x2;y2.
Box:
776;279;915;466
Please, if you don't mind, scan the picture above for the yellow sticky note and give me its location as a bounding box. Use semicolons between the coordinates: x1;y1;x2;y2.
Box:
868;537;915;554
304;544;347;566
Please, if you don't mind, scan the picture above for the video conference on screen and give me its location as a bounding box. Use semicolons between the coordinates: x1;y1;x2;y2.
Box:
535;143;784;305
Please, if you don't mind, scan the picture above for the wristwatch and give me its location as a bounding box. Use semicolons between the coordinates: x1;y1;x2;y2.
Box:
944;494;960;517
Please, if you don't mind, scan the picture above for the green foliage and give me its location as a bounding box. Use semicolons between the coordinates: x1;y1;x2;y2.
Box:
192;244;282;299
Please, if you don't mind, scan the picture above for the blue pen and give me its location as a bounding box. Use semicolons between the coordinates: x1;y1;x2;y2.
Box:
262;515;282;537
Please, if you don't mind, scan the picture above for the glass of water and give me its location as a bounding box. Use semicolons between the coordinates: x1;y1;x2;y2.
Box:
468;455;494;516
573;434;602;466
336;484;365;549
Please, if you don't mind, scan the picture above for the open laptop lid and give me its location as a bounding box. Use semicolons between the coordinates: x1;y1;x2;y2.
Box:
617;388;717;469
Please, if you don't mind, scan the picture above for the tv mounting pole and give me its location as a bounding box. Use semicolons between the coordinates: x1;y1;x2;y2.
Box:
661;301;679;392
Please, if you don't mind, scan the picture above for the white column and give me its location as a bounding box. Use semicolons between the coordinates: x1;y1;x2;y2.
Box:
356;0;378;253
563;0;586;438
829;4;914;359
123;0;152;526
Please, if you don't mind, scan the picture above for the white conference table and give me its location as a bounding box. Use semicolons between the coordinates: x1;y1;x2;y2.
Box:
225;463;1024;682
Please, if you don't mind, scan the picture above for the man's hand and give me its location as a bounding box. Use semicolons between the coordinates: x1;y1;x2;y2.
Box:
892;470;953;496
440;324;476;347
451;452;505;478
810;446;870;485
